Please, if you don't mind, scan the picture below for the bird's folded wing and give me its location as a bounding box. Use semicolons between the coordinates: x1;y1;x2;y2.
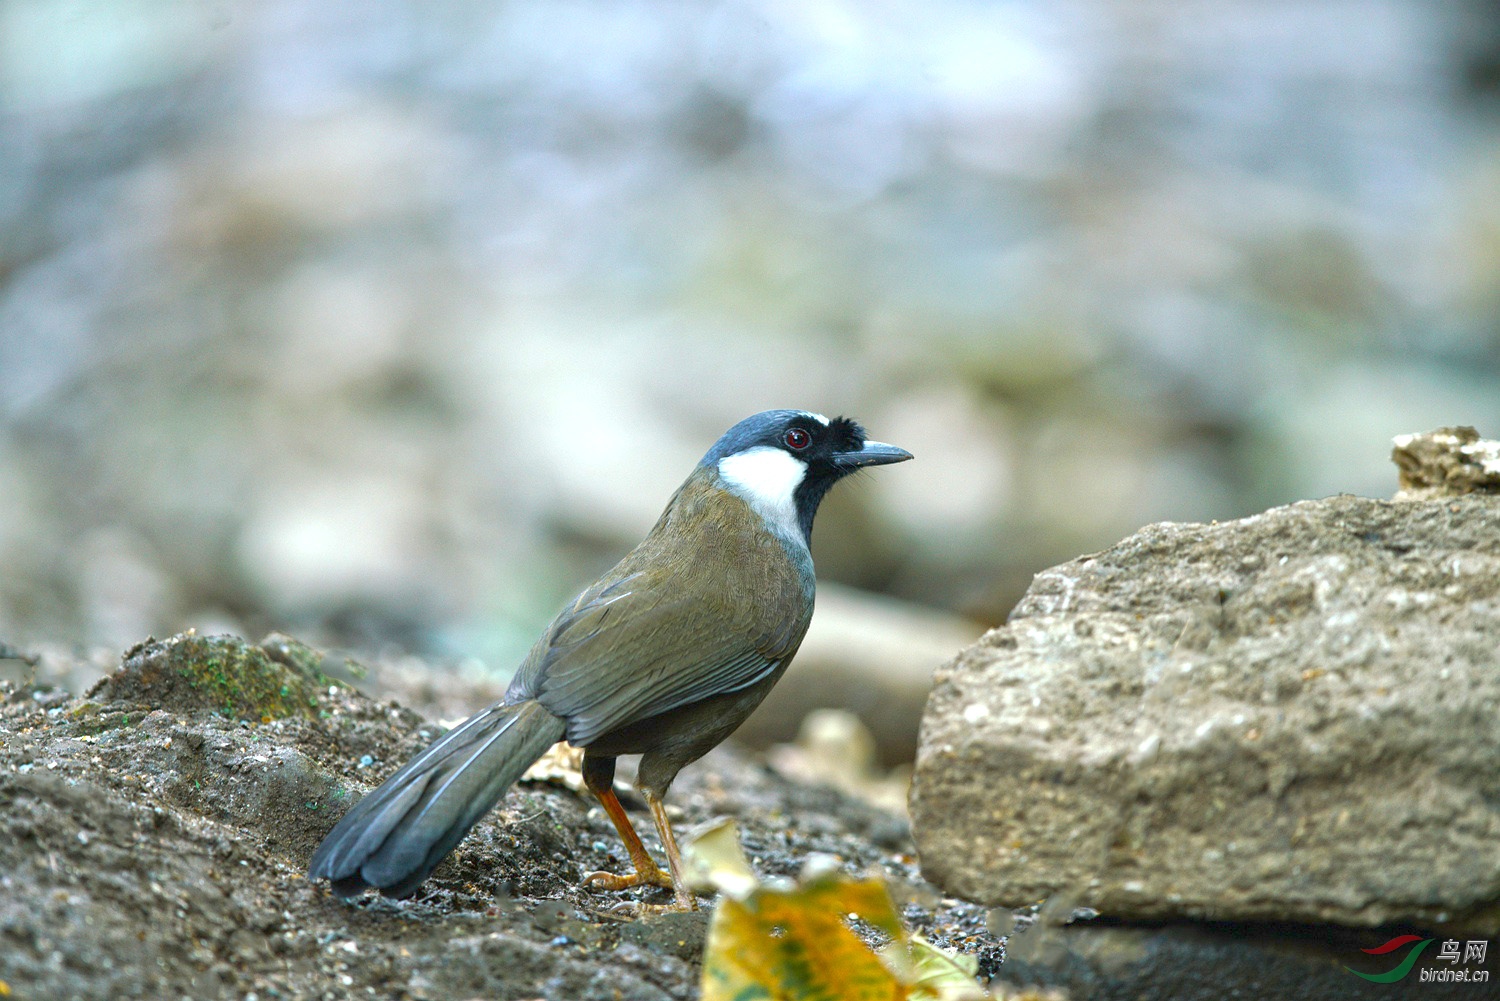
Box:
526;572;805;747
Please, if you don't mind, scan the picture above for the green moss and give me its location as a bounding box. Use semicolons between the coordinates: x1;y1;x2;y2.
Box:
165;633;339;722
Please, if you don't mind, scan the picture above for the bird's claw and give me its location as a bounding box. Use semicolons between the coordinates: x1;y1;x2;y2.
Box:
583;865;674;892
605;898;693;917
584;866;698;910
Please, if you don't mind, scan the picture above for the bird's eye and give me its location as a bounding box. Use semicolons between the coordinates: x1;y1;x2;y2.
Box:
784;427;811;450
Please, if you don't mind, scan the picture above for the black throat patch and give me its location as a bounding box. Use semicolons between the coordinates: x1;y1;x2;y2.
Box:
791;416;866;543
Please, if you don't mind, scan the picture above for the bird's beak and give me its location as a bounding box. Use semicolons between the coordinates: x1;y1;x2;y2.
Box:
833;440;913;468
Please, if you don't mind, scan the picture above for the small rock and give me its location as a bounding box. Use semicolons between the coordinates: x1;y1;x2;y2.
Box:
1392;426;1500;499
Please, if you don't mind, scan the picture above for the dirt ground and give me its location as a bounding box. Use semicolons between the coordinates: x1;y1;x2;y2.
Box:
0;635;1004;1001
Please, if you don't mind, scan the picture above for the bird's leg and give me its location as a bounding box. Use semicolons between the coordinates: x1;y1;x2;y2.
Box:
581;756;673;894
643;787;696;911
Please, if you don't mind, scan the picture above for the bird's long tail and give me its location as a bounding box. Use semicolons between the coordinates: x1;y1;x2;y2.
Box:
309;699;566;898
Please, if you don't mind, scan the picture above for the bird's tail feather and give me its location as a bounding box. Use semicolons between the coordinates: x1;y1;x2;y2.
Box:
309;699;566;898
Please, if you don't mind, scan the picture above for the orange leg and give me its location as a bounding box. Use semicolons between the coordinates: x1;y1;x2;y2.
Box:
585;782;674;893
644;787;695;910
579;756;698;910
581;756;677;897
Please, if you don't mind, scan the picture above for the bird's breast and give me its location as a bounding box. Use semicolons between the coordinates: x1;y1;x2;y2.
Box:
655;475;816;617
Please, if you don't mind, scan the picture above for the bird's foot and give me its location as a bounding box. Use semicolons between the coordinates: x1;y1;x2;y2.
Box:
583;862;674;893
584;864;699;911
603;898;695;918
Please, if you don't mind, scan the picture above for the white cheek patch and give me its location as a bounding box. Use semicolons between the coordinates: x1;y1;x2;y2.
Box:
717;446;807;541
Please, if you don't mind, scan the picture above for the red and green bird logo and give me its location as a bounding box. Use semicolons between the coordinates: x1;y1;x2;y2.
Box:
1345;935;1433;983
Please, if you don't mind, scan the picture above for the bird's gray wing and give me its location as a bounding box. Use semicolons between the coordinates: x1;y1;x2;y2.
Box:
522;567;808;747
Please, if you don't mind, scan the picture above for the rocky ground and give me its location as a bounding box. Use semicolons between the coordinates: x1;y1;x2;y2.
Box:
0;633;1005;1001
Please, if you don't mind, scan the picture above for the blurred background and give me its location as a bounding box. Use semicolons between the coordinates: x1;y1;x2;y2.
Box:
4;0;1500;682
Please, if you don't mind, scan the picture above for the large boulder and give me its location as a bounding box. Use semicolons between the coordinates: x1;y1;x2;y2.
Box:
910;491;1500;934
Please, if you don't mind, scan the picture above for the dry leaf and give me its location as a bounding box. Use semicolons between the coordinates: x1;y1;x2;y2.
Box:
681;817;758;898
689;820;988;1001
519;741;585;792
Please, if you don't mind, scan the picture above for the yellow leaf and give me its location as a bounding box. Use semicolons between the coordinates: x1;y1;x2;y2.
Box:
704;894;901;1001
683;817;758;899
694;821;989;1001
887;935;988;1001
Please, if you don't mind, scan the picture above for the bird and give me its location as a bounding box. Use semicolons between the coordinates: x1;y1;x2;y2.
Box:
309;409;912;909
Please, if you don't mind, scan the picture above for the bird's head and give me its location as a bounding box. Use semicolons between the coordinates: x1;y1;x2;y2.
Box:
699;409;912;545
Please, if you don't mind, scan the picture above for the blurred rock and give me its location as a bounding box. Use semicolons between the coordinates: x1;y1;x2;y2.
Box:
1392;426;1500;499
738;582;982;765
911;493;1500;934
765;709;911;817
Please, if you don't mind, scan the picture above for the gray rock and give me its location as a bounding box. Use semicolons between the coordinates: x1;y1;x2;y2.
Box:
910;494;1500;934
